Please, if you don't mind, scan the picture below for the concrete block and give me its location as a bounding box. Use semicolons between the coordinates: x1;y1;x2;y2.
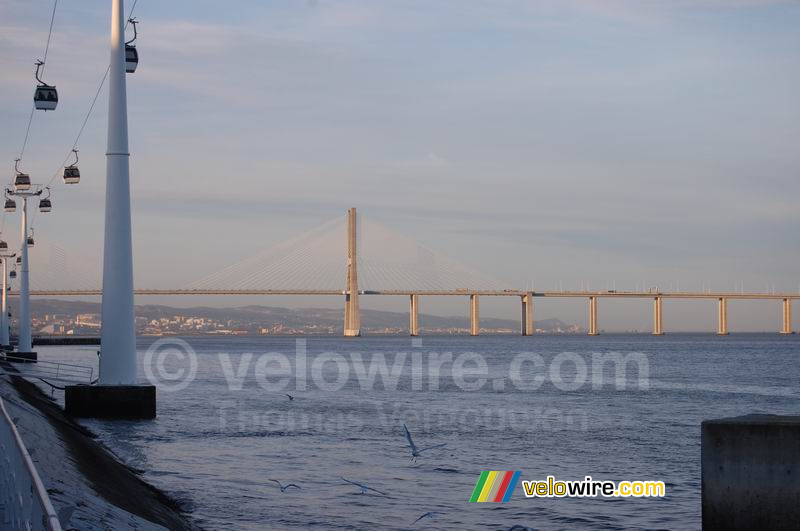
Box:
65;385;156;419
702;414;800;530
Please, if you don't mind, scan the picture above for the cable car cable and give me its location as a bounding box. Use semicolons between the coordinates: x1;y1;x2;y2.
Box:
44;68;108;188
44;0;139;189
17;0;60;161
41;0;59;71
17;107;35;160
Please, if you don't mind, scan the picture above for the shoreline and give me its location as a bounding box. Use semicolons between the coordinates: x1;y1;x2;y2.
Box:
0;367;197;530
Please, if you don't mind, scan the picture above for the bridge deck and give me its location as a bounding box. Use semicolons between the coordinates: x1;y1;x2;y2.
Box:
15;289;800;300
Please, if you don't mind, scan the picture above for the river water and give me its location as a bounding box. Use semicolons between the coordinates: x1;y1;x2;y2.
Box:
39;334;799;530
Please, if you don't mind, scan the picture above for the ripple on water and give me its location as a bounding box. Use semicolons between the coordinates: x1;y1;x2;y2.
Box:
43;335;800;530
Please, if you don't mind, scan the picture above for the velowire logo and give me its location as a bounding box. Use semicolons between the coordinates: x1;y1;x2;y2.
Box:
469;471;521;502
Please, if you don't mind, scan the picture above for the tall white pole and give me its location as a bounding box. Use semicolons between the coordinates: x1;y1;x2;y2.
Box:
0;258;8;347
100;0;137;385
18;198;32;353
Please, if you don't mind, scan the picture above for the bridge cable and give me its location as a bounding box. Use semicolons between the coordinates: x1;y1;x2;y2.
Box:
188;213;507;292
191;216;345;291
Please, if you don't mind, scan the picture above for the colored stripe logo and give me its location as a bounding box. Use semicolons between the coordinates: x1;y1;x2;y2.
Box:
469;471;521;502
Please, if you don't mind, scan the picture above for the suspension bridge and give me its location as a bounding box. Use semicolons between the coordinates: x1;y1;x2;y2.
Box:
14;208;800;336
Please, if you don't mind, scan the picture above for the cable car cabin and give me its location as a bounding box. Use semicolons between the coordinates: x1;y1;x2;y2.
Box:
34;84;58;111
126;45;138;73
4;200;15;213
63;165;80;184
39;198;52;212
26;237;34;247
14;173;31;191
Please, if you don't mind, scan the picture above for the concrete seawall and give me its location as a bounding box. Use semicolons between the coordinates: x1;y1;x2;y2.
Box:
0;368;197;530
702;415;800;530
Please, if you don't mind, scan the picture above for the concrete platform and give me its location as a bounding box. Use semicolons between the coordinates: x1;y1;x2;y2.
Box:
65;385;156;419
33;336;101;346
702;414;800;531
6;351;37;363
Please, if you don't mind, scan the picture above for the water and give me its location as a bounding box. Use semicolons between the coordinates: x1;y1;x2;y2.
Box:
38;334;800;530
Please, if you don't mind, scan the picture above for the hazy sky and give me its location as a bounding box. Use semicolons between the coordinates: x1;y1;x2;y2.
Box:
0;0;798;330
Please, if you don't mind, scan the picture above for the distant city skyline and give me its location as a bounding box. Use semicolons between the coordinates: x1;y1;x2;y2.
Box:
22;298;583;336
1;0;798;330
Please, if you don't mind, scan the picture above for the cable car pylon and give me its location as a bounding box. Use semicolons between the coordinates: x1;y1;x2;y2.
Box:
64;0;156;421
0;238;14;351
5;164;64;361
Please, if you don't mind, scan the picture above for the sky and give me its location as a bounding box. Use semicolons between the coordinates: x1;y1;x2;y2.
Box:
0;0;798;331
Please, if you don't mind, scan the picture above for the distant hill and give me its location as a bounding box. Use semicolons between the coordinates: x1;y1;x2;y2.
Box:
23;298;581;335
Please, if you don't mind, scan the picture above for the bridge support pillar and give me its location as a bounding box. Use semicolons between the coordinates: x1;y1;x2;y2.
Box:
653;297;664;335
409;294;419;336
343;207;360;337
470;294;479;336
588;296;599;336
717;297;729;335
781;298;793;334
521;293;534;335
344;294;360;337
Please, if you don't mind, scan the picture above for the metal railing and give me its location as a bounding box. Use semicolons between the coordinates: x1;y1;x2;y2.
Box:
1;356;94;385
0;395;62;530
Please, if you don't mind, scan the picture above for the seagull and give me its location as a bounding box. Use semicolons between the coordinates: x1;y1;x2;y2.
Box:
412;511;440;525
340;477;387;496
285;393;294;401
403;424;446;462
269;479;301;492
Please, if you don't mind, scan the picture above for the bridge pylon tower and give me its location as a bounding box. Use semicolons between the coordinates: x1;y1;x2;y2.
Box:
344;207;361;336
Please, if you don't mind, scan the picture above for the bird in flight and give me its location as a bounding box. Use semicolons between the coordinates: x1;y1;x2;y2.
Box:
403;424;446;462
269;479;301;492
340;477;387;496
412;511;440;525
